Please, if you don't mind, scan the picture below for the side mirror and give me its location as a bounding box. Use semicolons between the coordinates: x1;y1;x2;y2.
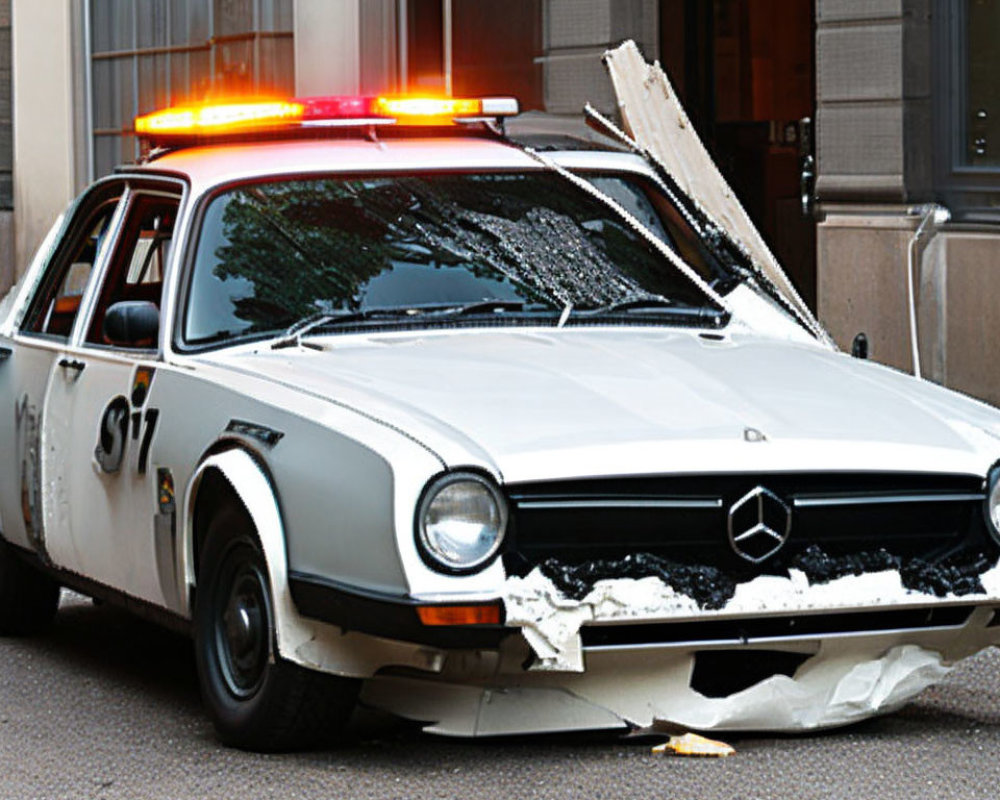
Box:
104;301;159;348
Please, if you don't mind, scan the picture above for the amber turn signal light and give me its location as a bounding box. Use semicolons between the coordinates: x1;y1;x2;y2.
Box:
416;603;502;626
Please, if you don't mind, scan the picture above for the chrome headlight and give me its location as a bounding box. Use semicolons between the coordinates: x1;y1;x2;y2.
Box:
986;464;1000;544
416;472;507;573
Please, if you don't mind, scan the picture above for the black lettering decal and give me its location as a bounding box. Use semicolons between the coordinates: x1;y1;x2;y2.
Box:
131;411;142;440
138;409;159;476
95;396;130;474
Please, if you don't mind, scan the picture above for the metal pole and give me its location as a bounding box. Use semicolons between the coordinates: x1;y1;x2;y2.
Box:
252;0;260;90
83;0;95;182
208;0;215;92
165;2;172;103
398;0;408;91
131;1;139;162
906;204;951;380
442;0;452;95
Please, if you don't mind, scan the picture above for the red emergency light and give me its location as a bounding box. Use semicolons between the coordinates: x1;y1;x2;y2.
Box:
134;94;519;143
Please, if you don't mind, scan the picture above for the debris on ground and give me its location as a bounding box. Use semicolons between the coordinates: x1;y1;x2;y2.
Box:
651;732;736;758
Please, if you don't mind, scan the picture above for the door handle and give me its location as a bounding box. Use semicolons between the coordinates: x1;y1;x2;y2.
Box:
800;154;815;218
58;357;86;374
0;346;10;364
798;116;816;219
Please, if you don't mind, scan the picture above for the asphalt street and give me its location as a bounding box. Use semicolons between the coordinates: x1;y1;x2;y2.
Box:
2;592;1000;800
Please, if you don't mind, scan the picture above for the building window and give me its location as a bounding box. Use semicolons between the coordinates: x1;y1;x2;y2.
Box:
964;0;1000;167
934;0;1000;219
88;0;294;179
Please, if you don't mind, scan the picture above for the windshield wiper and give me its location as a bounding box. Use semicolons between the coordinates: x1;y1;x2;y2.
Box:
570;296;728;327
270;308;418;349
270;300;563;350
436;300;528;315
587;297;676;315
271;311;361;349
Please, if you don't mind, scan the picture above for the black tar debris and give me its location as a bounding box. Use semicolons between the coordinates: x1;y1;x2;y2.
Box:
790;546;900;583
539;553;737;609
791;545;989;597
538;546;993;607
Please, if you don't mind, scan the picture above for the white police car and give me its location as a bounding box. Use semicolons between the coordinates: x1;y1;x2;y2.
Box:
2;93;1000;750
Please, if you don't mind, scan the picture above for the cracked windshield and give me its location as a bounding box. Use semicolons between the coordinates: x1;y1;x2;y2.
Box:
185;171;734;345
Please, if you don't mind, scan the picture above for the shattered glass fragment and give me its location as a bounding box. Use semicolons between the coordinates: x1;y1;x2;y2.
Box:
187;171;726;344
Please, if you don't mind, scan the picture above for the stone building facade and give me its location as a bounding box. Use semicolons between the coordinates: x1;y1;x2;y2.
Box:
816;0;1000;406
6;1;1000;405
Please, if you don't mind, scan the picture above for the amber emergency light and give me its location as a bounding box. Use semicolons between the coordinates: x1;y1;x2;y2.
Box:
134;100;305;136
134;94;519;143
416;603;502;626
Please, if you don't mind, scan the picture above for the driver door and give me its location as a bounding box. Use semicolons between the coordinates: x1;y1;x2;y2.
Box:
0;182;124;560
42;183;181;604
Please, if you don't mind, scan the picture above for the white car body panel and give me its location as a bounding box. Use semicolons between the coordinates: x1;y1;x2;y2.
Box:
42;350;164;600
198;327;999;485
2;126;1000;738
185;449;442;677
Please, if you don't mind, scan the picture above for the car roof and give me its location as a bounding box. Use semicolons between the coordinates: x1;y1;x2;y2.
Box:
126;135;650;195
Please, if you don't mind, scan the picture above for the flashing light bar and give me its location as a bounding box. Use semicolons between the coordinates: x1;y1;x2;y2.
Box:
134;94;519;141
134;100;305;136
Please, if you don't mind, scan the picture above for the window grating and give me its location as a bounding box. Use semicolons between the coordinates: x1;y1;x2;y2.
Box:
87;0;294;178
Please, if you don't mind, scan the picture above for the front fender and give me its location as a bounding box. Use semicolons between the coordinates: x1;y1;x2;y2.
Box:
184;449;299;651
183;447;444;678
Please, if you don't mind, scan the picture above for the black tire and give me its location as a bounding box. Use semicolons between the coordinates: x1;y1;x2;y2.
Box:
193;502;359;751
0;538;60;636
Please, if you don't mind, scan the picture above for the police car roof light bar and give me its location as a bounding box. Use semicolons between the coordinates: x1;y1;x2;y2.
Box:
134;94;520;142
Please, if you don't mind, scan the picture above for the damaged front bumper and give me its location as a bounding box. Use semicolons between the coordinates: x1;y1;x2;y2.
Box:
293;559;1000;736
502;555;1000;673
360;621;991;736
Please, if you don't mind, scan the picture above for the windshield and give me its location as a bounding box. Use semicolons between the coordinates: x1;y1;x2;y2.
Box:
183;170;737;346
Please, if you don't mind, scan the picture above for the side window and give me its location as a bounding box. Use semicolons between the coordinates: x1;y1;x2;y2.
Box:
85;192;180;347
20;192;123;339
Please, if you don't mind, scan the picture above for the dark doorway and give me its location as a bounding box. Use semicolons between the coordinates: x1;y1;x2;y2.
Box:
659;0;817;310
451;0;543;107
405;0;445;93
404;0;543;109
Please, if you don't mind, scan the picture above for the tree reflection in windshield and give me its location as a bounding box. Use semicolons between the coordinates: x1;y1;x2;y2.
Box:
184;171;725;345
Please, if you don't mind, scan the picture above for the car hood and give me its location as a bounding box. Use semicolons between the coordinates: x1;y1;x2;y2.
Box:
206;328;1000;483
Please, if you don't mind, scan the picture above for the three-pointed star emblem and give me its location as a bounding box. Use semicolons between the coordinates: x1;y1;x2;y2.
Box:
727;486;792;563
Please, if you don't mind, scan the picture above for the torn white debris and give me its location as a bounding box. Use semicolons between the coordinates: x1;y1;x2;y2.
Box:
635;643;950;732
505;570;698;671
503;561;1000;673
363;635;969;734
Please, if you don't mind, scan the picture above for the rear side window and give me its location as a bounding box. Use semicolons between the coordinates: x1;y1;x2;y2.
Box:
20;190;123;339
85;192;179;347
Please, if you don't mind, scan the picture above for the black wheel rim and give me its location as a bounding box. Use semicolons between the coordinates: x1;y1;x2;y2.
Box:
214;547;270;699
